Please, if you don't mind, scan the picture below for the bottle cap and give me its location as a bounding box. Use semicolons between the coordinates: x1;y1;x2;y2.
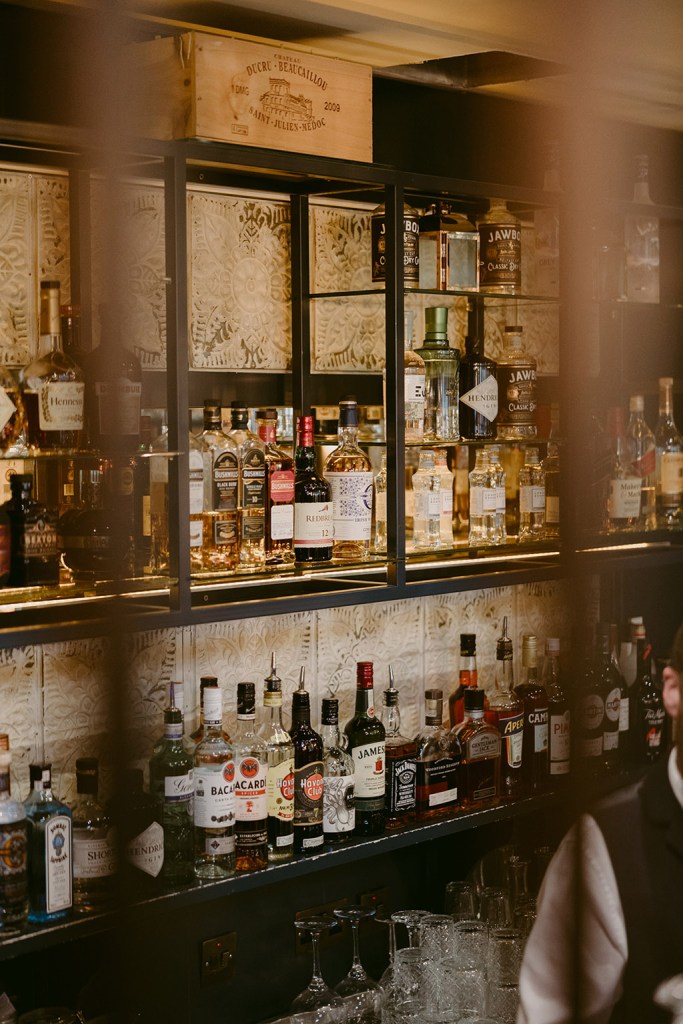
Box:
629;395;644;412
29;763;51;786
264;653;281;693
356;661;374;689
460;633;477;656
321;697;339;725
256;408;278;420
496;617;513;660
383;687;399;707
545;637;560;654
521;633;538;668
464;688;485;713
230;402;248;426
292;689;311;717
236;682;256;716
424;688;443;724
203;686;223;724
339;397;359;428
169;680;184;712
424;306;449;340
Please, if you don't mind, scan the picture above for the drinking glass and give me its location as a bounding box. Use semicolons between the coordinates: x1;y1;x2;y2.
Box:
486;982;519;1023
419;914;456;960
443;880;477;920
487;928;523;985
512;896;537;938
291;917;345;1022
505;856;531;906
390;909;430;948
478;886;511;928
426;957;486;1019
452;920;489;970
333;905;382;1023
376;916;397;992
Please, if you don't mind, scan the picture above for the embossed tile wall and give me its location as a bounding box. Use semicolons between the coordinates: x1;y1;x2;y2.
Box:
0;581;571;802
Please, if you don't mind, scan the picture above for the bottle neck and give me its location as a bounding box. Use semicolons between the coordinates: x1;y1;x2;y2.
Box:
258;422;277;445
467;708;484;722
236;712;256;734
382;704;401;737
354;686;375;716
495;654;515;693
320;722;341;747
264;694;284;727
338;422;359;446
460;654;477;680
658;383;674;419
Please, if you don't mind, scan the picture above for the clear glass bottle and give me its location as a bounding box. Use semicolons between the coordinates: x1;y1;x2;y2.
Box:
344;662;386;836
294;414;333;563
256;407;295;566
3;474;59;588
488;619;524;799
379;669;416;829
0;734;28;927
193;685;235;880
605;406;641;532
411;449;441;551
413;306;460;442
233;682;268;871
290;680;325;853
488;444;507;544
199;400;239;573
402;310;425;442
72;757;116;914
20;280;85;453
24;763;72;922
542;638;571;782
434;449;454;547
261;656;294;862
468;448;496;546
477;199;522;294
414;689;461;819
624;154;659;303
496;326;537;440
625;394;657;530
654;377;683;528
513;634;549;795
320;697;355;843
373;454;388;554
227;402;266;571
455;688;501;808
458;334;498;440
148;682;194;888
518;446;545;541
324;398;373;561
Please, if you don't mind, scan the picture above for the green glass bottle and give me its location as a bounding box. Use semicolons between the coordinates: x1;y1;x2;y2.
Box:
149;682;194;888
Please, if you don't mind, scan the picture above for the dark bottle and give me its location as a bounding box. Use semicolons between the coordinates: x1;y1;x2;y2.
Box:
293;414;333;563
609;623;631;766
344;662;386;836
543;637;571;782
456;688;501;808
513;633;549;794
289;679;325;854
458;335;499;440
3;474;59;587
262;656;295;862
574;646;605;777
60;303;87;367
83;307;142;454
633;637;666;763
488;617;524;799
596;624;621;773
108;768;164;897
415;689;461;819
58;460;135;581
256;408;295;566
449;633;478;727
378;668;417;829
148;683;194;888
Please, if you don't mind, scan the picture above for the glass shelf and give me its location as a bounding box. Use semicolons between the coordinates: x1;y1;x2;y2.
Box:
308;286;559;303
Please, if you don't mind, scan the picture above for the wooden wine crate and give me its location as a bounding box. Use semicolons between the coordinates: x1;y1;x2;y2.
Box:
127;30;373;163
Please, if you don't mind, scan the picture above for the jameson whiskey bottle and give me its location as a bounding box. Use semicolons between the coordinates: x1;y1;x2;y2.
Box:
324;398;373;561
477;199;522;294
496;327;537;441
371;199;420;284
513;634;549;794
293;415;333;563
290;679;325;854
488;618;524;799
379;668;417;829
458;335;498;440
262;656;295;862
344;662;386;836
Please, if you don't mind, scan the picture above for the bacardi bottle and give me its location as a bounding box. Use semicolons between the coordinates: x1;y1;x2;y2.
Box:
233;682;268;870
193;685;235;879
344;662;386;836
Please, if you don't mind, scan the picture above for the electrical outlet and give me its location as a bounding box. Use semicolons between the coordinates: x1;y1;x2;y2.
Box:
294;897;348;952
200;931;237;984
359;886;391;917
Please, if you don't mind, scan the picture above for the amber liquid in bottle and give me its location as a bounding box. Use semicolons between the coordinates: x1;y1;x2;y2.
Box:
415;689;461;819
456;688;501;808
513;633;549;794
256;408;295;566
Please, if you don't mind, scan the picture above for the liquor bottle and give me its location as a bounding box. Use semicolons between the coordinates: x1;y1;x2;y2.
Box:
189;676;224;746
620;616;645;688
290;679;325;853
605;406;641;532
632;637;666;763
0;363;28;456
323;398;373;561
488;619;524;798
542;637;571;782
624;154;659;303
3;474;59;587
0;734;28;927
414;306;460;442
149;425;170;575
468;448;496;546
456;689;501;808
543;412;561;540
193;684;235;879
200;400;239;573
411;449;441;551
256;408;295;566
61;303;86;367
83;308;142;454
513;634;549;794
518;447;545;541
373;454;388;554
574;646;605;777
132;415;153;574
24;763;72;922
189;426;208;573
414;689;461;819
320;697;355;843
534;140;561;297
595;626;621;774
458;335;498;440
293;414;333;563
370;199;420;284
151;680;192;759
71;757;116;915
453;445;470;537
434;449;454;547
148;682;194;888
58;460;135;582
402;309;425;443
608;623;631;767
227;402;267;572
496;327;537;440
488;445;507;544
449;633;478;728
477;199;522;294
654;377;683;528
233;682;268;870
262;656;295;862
108;768;163;897
344;662;386;836
379;669;417;829
20;280;85;453
625;394;657;530
418;201;479;292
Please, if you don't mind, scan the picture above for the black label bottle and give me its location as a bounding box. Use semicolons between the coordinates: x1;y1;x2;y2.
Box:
290;680;325;854
293;415;333;563
379;669;416;829
233;682;268;870
458;335;498;440
633;637;666;763
596;625;621;773
488;618;524;799
371;200;420;284
344;662;386;836
513;633;549;794
4;474;59;587
574;647;605;778
477;199;522;294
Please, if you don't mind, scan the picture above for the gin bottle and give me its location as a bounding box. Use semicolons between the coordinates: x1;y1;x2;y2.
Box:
149;682;194;888
468;448;496;546
626;394;657;530
324;398;373;561
193;685;235;880
233;682;268;870
496;326;537;440
24;763;72;922
434;449;454;547
518;447;545;541
458;334;498;440
414;306;460;442
108;768;163;897
402;310;425;442
605;406;641;532
199;400;238;573
624;154;659;303
262;656;295;862
411;449;441;551
0;734;28;927
227;402;266;571
477;199;522;294
321;697;355;843
379;669;416;829
72;757;117;914
654;377;683;528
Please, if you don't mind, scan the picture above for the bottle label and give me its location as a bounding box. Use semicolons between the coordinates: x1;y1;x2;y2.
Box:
619;696;630;732
126;821;164;877
267;757;295;822
631;443;656;479
204;834;235;855
241;449;266;509
19;518;57;559
495;710;524;769
351;741;385;799
73;831;117;878
371;211;420;283
270;503;294;541
276;833;294;848
495;486;506;513
603;728;619;752
661;452;683;496
213;450;239;511
466;731;500;760
213;516;237;548
469;486;497;514
95;379;142;435
164;771;194;803
581;735;603;758
234;757;267;821
45;815;72;914
302;832;325;849
414;491;441;520
460;375;499;423
323;774;355;833
416;756;458;808
608;478;641;519
270;468;295;504
241;511;265;543
549;711;571;773
644;708;666;748
37;382;84;431
479;223;522;289
405;373;426;405
294;502;334;548
387;756;417;813
520;485;545;513
497;365;536;427
293;761;324;826
604;687;621;723
545;495;560;524
441;488;454;515
530;709;549;753
326;471;373;541
0;823;27;881
194;762;236;829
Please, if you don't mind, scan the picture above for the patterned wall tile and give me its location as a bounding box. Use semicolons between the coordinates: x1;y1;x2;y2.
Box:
316;599;424;737
37;174;71;309
310;202;373;293
123;628;183;769
515;580;572;655
189;189;291;370
0;169;34;367
312;294;385;373
0;645;42;794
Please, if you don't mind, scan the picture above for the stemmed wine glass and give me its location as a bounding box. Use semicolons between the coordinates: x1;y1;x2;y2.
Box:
291;917;345;1023
376;916;397;991
333;904;382;1023
390;908;430;948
